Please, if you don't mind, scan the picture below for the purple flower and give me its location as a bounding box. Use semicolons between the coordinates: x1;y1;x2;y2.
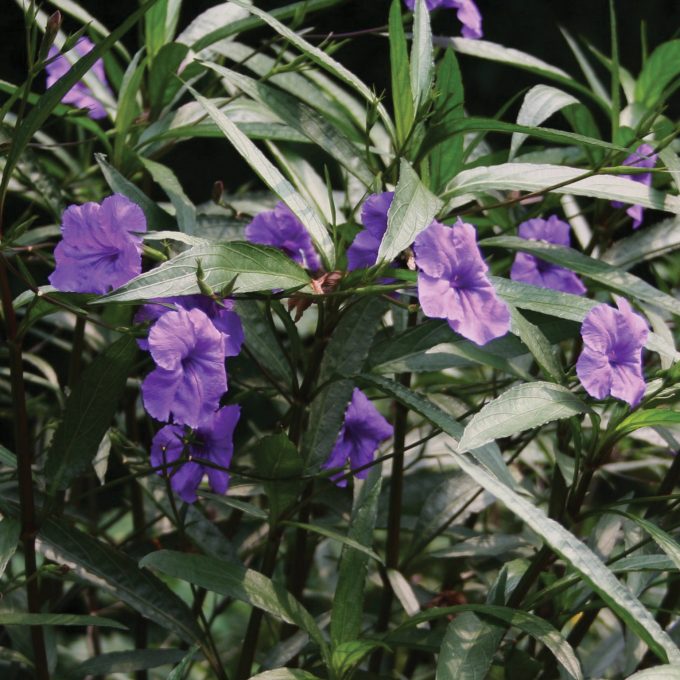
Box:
576;297;648;407
49;194;146;294
46;37;112;120
323;388;393;487
611;143;658;229
142;307;227;428
245;202;321;270
347;192;394;270
135;295;244;356
414;219;510;345
150;405;241;503
510;215;586;295
404;0;482;39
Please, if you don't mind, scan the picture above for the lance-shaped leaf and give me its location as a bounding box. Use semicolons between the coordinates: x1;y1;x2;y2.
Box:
448;451;680;666
0;613;126;630
483;235;680;317
510;85;579;159
378;160;442;263
446;163;680;215
97;242;310;304
458;382;589;453
37;518;201;644
187;85;334;266
410;0;433;112
45;334;137;492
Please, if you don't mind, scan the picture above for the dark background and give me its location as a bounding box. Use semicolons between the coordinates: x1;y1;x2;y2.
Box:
2;0;680;202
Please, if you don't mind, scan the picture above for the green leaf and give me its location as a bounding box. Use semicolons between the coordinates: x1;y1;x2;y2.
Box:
140;158;197;234
331;468;383;646
560;28;611;107
148;42;190;118
447;163;680;215
203;63;374;187
188;0;344;52
167;644;200;680
436;612;505;680
615;409;680;437
113;49;146;167
0;517;20;579
95;153;177;230
223;0;395;139
139;550;327;653
635;40;680;107
483;235;680;317
0;612;126;630
625;666;680;680
303;297;388;468
69;649;188;678
0;0;157;203
187;85;335;266
458;382;589;453
97;242;310;304
602;216;680;270
360;374;519;491
38;518;201;643
331;639;387;679
248;670;322;680
378;159;443;263
198;491;268;520
508;305;563;383
389;0;414;144
283;520;383;565
410;0;433;113
435;35;608;111
235;300;293;386
510;85;579;159
448;451;680;665
429;49;465;192
253;434;303;523
44;334;137;492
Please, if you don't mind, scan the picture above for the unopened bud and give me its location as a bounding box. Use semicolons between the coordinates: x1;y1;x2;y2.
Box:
195;259;214;296
212;180;224;205
39;11;62;61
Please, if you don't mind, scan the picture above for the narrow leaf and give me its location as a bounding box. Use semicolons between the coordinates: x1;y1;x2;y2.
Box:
410;0;433;112
0;612;126;630
389;0;414;144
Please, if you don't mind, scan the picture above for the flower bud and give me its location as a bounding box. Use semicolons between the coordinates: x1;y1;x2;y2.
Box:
212;180;224;205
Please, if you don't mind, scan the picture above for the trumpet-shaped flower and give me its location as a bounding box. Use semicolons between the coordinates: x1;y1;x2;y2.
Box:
414;219;510;345
150;405;240;503
46;37;112;119
404;0;483;39
576;297;648;407
510;215;586;295
135;295;243;357
142;307;227;428
347;192;394;270
245;202;321;270
49;194;146;294
611;143;658;229
323;388;393;487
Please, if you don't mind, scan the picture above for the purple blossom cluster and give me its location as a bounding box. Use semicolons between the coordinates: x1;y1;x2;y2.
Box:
611;143;658;229
46;37;113;120
510;215;586;295
404;0;483;39
323;388;393;486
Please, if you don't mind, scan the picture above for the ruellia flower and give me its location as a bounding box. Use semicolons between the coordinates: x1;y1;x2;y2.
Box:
404;0;483;39
49;194;146;294
510;215;586;295
347;192;394;270
611;143;658;229
245;202;321;271
135;295;244;356
576;297;648;407
414;219;510;345
142;307;227;428
150;405;241;503
323;388;393;487
46;37;112;120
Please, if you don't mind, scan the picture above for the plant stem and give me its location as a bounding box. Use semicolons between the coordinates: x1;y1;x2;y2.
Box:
0;262;49;679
